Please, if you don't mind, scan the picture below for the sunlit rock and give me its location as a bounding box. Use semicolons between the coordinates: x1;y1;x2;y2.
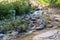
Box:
33;30;60;40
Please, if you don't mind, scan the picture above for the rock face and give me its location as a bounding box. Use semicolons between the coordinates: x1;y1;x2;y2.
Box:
33;30;60;40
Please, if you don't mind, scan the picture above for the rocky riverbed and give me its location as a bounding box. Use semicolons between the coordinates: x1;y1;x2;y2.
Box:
17;8;60;40
0;5;60;40
17;28;60;40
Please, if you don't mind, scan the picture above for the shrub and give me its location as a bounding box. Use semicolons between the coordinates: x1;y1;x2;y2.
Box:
0;1;14;19
13;0;33;15
0;0;33;19
1;16;30;31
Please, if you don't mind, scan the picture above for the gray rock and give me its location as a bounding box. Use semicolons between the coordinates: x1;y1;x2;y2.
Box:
52;26;58;29
50;17;60;21
31;18;36;21
37;20;46;30
8;30;18;37
11;31;18;36
2;35;12;40
46;21;58;29
54;18;60;21
31;20;46;30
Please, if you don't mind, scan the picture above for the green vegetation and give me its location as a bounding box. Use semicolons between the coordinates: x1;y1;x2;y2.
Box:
13;0;33;15
0;0;33;19
0;0;33;32
0;1;14;19
1;16;30;31
56;0;60;4
0;0;60;19
38;0;60;5
0;0;60;32
43;0;57;5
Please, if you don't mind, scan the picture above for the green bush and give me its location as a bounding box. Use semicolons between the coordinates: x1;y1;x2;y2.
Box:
1;16;22;31
0;1;14;19
0;0;33;31
13;0;33;15
1;16;30;31
0;0;33;19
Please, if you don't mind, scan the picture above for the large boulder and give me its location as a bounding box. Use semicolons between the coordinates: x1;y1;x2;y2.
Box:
33;30;60;40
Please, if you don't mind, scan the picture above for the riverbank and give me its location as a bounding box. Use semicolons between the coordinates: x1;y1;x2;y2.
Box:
17;28;60;40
